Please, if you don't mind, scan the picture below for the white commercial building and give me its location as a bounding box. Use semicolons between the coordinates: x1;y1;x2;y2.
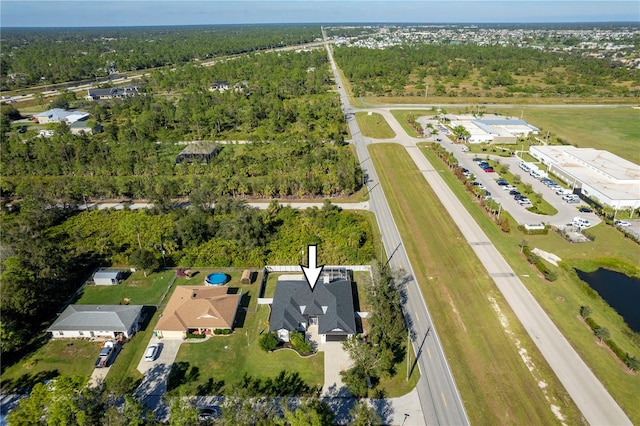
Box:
530;145;640;210
448;114;539;144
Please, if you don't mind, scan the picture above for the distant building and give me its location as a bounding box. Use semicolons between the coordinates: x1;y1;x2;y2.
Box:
531;145;640;210
449;114;539;144
175;141;221;164
34;108;89;124
209;81;230;92
85;86;139;101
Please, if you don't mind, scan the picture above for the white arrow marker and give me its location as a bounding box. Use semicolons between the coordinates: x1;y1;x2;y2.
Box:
301;245;324;291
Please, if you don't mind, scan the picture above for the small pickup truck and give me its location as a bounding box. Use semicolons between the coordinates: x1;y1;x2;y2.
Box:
95;340;115;368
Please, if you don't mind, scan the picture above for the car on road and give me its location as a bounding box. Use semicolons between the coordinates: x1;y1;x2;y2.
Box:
578;207;593;213
615;220;631;227
144;344;159;361
436;138;442;142
198;406;221;421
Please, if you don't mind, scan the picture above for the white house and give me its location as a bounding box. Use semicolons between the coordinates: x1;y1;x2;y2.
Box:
47;305;144;339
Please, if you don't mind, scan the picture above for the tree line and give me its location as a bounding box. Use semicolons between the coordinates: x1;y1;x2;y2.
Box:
1;25;322;90
1;49;359;200
334;44;640;98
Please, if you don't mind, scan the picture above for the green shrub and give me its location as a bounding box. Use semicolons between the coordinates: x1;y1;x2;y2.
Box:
186;333;206;339
259;332;279;352
585;317;599;331
290;331;312;355
526;252;540;265
604;339;629;365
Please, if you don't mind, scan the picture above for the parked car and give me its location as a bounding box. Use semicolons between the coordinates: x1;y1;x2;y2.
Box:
514;194;524;201
473;157;483;163
615;220;631;227
198;407;222;421
484;168;495;173
509;189;520;196
461;146;470;152
144;344;159;362
573;217;591;228
578;207;593;213
503;184;514;191
518;198;531;205
556;189;572;196
562;194;579;202
496;179;508;186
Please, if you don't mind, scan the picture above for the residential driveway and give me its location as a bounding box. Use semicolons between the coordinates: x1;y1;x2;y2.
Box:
135;337;183;421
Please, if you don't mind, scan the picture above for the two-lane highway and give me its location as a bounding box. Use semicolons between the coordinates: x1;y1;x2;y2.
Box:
324;30;469;425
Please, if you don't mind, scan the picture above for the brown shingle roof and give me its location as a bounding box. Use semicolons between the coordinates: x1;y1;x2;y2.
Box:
155;286;241;331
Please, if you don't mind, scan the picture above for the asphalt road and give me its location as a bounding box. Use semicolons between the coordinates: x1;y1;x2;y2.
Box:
368;106;632;425
325;37;470;426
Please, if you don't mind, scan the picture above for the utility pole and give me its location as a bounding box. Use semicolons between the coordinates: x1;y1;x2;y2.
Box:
406;329;411;381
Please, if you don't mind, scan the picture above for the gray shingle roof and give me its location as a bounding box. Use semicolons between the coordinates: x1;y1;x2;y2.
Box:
47;305;143;333
269;273;356;335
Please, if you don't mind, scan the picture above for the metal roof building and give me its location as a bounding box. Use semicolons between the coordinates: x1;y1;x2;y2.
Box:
47;305;144;339
531;145;640;210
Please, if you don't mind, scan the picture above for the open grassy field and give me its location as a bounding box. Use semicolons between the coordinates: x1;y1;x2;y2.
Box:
418;145;640;422
355;112;396;139
370;143;585;425
520;107;640;164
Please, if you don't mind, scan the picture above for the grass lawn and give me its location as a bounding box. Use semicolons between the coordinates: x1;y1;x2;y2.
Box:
0;340;99;392
355;112;396;139
76;270;176;306
390;109;433;138
370;143;585;425
169;305;324;396
418;145;640;423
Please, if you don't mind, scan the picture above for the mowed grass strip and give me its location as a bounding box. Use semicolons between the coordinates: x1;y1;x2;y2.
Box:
355;112;396;139
370;143;584;425
419;144;640;423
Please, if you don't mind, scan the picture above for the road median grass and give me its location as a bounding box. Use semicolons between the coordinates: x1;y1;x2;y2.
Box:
370;143;584;425
355;112;396;139
418;144;640;422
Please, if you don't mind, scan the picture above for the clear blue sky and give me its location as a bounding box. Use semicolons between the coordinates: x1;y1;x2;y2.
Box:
1;1;638;27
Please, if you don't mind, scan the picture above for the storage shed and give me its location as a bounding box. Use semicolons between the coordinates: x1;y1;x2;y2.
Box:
241;269;252;284
94;269;123;286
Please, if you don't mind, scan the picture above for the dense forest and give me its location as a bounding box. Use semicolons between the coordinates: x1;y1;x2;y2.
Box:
0;198;375;354
1;48;360;200
0;25;322;89
334;44;640;97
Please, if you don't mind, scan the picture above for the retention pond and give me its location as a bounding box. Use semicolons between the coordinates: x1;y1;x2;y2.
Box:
576;268;640;333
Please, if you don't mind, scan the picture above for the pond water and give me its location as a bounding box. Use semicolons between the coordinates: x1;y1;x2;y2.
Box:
576;268;640;333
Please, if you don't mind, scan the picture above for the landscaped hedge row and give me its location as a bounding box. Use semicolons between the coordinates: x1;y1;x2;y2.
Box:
517;225;549;235
581;310;639;371
522;246;558;281
213;329;231;335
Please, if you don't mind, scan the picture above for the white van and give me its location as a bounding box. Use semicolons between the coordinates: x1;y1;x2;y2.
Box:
144;344;159;361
